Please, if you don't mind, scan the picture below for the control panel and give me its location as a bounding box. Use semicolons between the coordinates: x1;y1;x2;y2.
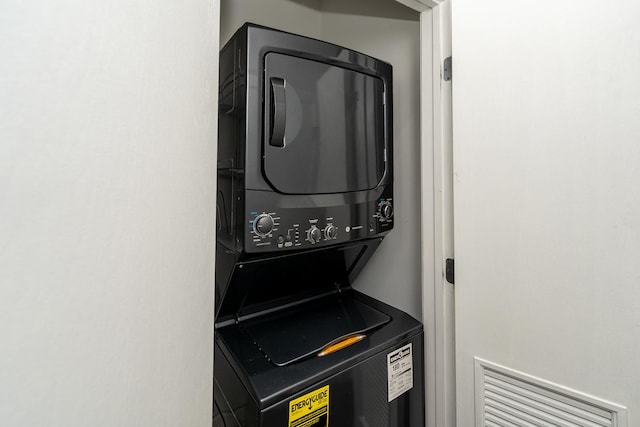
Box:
246;198;393;253
249;212;280;247
376;200;394;222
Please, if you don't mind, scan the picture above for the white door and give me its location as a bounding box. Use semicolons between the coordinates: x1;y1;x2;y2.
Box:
452;1;640;425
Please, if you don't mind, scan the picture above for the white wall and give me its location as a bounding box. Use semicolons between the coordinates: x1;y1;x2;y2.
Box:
220;0;322;46
0;1;219;425
320;0;424;320
453;0;640;424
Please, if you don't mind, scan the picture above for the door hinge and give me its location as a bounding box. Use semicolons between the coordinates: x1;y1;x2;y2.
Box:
443;56;452;81
445;258;455;284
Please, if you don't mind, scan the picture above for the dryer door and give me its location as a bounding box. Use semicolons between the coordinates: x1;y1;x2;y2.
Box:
263;53;387;194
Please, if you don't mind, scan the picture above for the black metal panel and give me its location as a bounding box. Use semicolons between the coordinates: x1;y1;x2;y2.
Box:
216;22;394;257
242;23;393;194
214;23;423;427
242;292;390;366
215;238;382;322
263;52;386;194
214;347;258;427
243;189;393;254
214;290;424;427
215;290;423;407
260;334;424;427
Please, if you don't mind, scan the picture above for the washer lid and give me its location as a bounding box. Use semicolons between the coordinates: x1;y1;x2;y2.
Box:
241;292;390;366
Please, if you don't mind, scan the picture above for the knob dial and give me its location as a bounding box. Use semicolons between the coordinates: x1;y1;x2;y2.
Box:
253;214;274;237
379;202;394;221
308;226;322;244
324;224;337;240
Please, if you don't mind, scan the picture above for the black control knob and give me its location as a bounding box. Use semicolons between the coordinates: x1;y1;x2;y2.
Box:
379;202;394;221
308;226;322;244
253;214;274;237
324;224;337;240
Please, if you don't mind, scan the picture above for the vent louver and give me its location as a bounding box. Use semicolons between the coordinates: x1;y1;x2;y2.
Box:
475;358;627;427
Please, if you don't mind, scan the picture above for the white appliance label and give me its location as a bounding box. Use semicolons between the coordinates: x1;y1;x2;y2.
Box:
387;343;413;402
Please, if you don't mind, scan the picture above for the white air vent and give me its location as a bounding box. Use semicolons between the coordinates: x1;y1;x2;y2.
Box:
475;358;627;427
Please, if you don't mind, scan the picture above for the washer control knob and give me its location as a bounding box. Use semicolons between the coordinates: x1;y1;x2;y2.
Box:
379;202;394;221
253;214;274;237
308;226;322;244
324;224;337;240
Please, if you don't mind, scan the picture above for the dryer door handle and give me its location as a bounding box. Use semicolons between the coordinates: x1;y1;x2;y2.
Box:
269;77;286;148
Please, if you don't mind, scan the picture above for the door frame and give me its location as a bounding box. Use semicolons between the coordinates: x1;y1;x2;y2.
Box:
397;1;455;426
424;3;455;427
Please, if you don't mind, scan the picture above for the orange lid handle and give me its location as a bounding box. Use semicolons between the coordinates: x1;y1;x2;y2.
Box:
317;334;366;357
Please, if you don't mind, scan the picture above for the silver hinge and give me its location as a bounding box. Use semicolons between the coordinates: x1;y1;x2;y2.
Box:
443;56;452;81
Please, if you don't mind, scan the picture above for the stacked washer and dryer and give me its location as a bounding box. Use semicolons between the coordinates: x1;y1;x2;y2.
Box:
213;23;424;427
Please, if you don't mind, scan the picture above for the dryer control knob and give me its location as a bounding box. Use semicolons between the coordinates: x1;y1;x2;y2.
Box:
324;224;337;240
308;226;322;244
379;202;394;221
253;214;274;237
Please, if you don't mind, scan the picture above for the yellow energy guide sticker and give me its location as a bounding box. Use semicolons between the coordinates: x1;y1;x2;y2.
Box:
288;385;329;427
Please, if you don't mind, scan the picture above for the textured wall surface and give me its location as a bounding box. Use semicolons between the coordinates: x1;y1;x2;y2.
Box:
0;1;219;425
